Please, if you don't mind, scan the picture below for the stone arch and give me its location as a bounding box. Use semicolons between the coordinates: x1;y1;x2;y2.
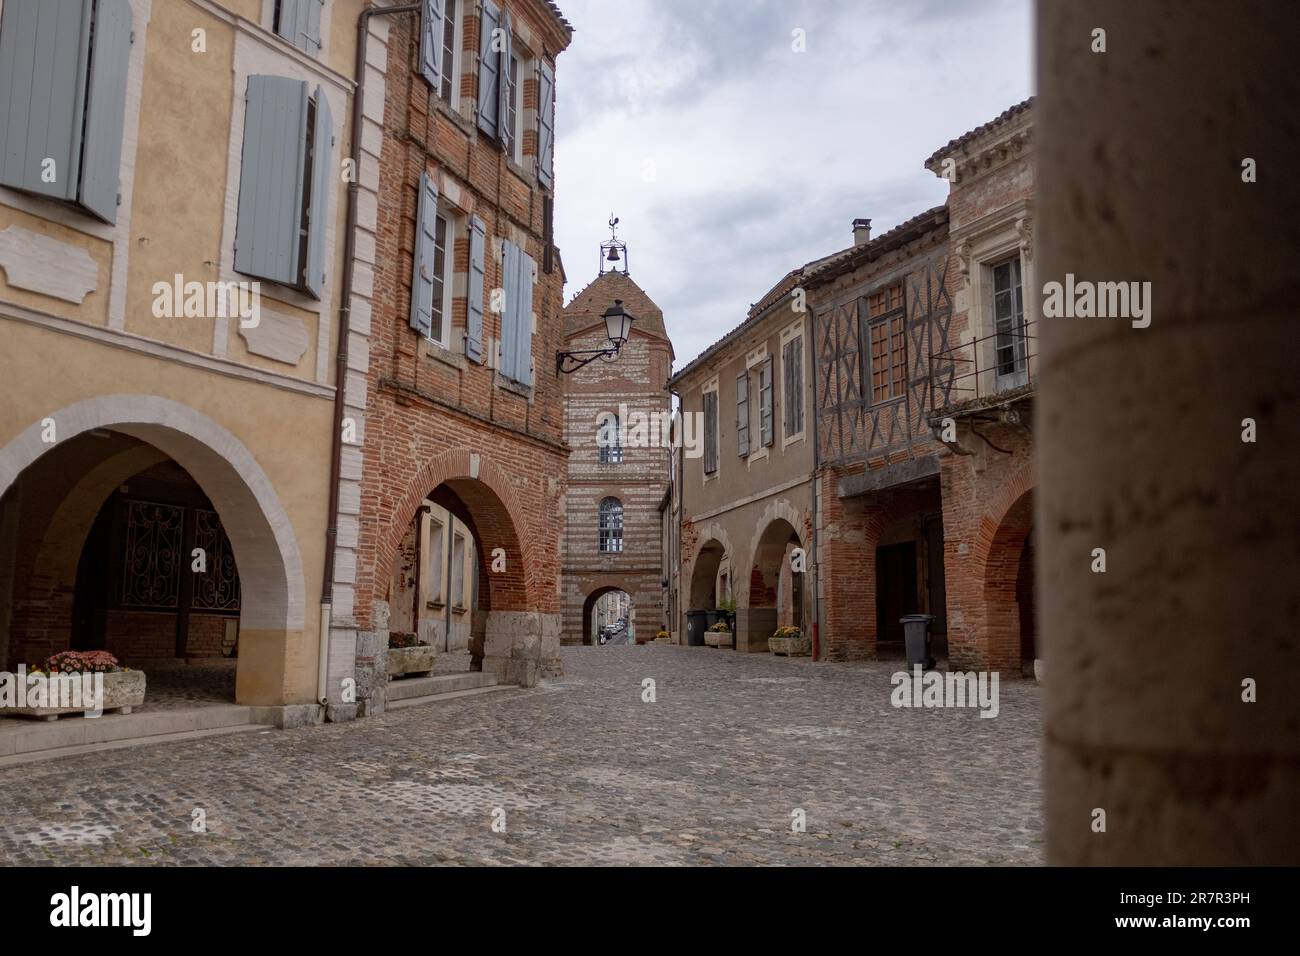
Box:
744;498;807;610
0;396;305;634
582;582;634;645
686;521;732;611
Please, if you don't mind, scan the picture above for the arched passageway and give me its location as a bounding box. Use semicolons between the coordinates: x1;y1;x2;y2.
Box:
582;587;632;645
982;488;1035;674
0;396;304;708
742;518;805;653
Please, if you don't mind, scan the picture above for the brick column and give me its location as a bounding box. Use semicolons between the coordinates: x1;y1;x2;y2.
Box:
1037;0;1299;863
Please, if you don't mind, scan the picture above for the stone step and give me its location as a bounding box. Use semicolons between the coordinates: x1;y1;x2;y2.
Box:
0;704;265;763
385;671;498;702
387;683;519;711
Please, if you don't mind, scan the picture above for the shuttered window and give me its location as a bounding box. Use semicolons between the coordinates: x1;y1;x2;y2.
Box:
464;214;487;362
0;0;133;224
703;390;718;475
476;0;501;139
783;335;804;437
409;169;450;342
497;9;514;154
234;76;333;297
758;356;774;447
735;371;750;457
499;238;535;385
273;0;324;55
506;54;521;164
536;60;555;189
420;0;444;93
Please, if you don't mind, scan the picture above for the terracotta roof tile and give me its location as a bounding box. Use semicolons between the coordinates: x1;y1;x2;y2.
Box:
924;97;1034;170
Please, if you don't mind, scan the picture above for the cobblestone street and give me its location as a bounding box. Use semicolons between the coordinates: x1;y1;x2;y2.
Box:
0;646;1043;866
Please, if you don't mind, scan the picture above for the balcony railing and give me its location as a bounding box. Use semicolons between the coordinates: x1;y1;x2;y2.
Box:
929;318;1037;407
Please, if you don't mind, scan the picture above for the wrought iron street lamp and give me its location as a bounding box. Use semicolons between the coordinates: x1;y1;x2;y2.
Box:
556;299;636;374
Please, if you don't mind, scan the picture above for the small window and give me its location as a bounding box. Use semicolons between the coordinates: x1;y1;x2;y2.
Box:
273;0;324;55
598;414;623;463
427;212;453;346
598;498;624;553
451;532;466;607
428;519;445;603
507;54;522;164
993;257;1028;382
866;282;906;404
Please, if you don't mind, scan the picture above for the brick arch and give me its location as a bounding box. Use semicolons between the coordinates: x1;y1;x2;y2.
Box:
0;396;305;634
376;448;534;614
980;485;1036;672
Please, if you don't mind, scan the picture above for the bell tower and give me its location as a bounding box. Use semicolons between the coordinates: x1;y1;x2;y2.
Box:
599;214;629;275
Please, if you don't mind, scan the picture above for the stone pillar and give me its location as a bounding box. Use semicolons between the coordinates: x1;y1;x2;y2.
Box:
1037;0;1299;863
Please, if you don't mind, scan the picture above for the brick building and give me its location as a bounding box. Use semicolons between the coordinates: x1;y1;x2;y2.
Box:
559;255;674;645
806;99;1036;671
666;100;1036;674
330;0;575;716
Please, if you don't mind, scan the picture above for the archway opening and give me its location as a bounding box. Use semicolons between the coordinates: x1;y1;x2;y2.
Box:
377;470;544;687
983;488;1035;674
745;518;804;652
582;587;632;645
1;422;295;715
869;483;946;662
685;538;727;645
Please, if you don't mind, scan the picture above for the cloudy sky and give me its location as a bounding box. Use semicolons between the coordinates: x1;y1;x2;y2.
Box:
552;0;1034;370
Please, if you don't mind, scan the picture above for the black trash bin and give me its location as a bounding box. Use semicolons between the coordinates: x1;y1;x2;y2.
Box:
686;610;709;647
901;614;935;669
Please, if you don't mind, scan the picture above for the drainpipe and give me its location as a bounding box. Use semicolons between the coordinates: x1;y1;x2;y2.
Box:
807;307;821;662
319;2;423;707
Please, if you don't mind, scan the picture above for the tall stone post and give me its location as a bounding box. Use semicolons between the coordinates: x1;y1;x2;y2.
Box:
1036;1;1300;863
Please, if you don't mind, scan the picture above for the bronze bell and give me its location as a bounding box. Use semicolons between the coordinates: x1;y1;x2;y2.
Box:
606;245;621;262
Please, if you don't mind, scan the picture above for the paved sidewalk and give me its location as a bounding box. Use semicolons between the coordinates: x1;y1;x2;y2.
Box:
0;645;1043;865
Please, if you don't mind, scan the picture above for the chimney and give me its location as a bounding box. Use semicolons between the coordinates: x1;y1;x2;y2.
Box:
852;217;872;247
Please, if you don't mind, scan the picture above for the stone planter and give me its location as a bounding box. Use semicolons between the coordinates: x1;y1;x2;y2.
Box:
768;635;812;657
387;644;436;679
703;630;733;648
10;669;146;719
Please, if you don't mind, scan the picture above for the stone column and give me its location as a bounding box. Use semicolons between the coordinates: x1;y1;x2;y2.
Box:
1037;1;1299;863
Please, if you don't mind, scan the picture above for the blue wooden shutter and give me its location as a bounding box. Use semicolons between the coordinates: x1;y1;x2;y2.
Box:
410;170;439;336
303;86;333;299
235;75;310;287
759;356;774;446
497;8;513;152
536;59;555;189
736;371;749;457
476;1;500;138
78;0;133;223
513;247;535;385
0;0;93;201
498;239;520;379
276;0;321;53
421;0;444;90
465;214;486;363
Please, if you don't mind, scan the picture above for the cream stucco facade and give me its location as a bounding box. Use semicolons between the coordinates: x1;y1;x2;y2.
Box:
0;0;389;723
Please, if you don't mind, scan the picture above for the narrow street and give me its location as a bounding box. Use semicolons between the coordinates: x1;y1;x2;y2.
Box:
0;647;1042;866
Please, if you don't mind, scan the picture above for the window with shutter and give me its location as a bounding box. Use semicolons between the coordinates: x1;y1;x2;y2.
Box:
735;371;750;457
783;335;804;438
476;1;501;138
499;239;535;386
536;59;555;189
703;391;718;475
759;356;774;447
865;282;907;403
273;0;324;55
465;214;487;362
497;8;514;153
409;170;440;338
234;77;331;297
0;0;133;224
420;0;445;93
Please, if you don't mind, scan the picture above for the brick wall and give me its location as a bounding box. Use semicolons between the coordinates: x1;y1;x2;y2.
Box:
352;1;572;639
